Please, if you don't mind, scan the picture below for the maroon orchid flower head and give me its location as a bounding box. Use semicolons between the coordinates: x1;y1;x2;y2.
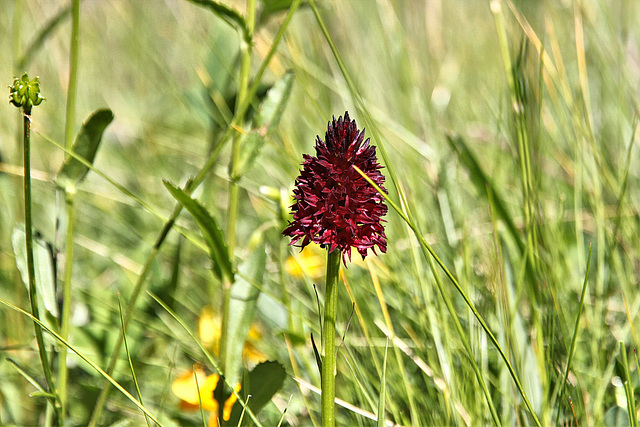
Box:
283;111;388;263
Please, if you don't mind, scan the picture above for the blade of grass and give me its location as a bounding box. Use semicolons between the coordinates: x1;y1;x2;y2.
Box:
620;341;638;427
554;244;592;426
117;294;151;427
6;358;47;395
376;339;388;427
193;365;208;427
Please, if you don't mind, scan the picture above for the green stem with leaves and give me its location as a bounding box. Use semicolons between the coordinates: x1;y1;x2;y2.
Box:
321;250;341;427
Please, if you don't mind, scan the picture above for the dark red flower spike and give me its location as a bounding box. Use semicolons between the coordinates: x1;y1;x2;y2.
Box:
283;112;388;264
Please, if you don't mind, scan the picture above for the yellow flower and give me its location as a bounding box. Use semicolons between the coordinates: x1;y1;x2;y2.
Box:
171;367;241;427
285;243;325;279
197;306;267;364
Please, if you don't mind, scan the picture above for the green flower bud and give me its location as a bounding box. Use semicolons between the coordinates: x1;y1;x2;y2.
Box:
8;73;45;110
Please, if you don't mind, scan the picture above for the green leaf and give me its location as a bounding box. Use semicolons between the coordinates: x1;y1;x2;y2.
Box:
11;226;58;318
223;247;266;385
253;70;295;135
162;180;233;282
223;361;287;426
186;0;249;41
56;109;114;192
258;0;307;26
236;71;295;176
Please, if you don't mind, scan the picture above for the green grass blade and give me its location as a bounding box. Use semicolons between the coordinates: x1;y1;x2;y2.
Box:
445;133;524;255
6;358;47;395
377;339;388;427
117;294;151;427
620;341;638;427
193;365;208;427
555;245;592;426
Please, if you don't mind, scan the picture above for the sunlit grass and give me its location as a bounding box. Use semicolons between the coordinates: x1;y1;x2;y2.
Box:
1;1;640;426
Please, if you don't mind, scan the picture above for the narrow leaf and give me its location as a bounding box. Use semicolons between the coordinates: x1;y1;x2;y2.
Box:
377;339;389;427
57;109;114;191
163;180;233;282
186;0;249;39
445;133;523;253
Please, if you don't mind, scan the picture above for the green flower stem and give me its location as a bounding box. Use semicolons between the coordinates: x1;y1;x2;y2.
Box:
22;105;62;423
57;1;80;418
87;2;301;423
321;249;341;427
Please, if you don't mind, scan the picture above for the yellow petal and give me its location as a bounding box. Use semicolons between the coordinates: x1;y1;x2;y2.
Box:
285;245;324;279
198;306;221;354
171;368;220;412
223;383;242;421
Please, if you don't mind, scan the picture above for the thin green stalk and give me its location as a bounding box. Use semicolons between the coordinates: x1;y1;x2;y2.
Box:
22;106;63;424
64;0;80;151
56;190;75;418
58;0;80;419
321;250;341;427
425;250;500;426
87;2;301;424
117;294;151;427
620;342;638;427
555;245;592;426
354;165;542;427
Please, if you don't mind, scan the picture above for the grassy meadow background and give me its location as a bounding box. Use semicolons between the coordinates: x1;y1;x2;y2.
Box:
1;0;640;425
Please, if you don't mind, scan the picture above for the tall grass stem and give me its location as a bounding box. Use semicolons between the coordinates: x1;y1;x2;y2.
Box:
57;0;80;419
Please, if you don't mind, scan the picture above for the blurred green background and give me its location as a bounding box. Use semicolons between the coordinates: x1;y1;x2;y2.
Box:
2;0;640;426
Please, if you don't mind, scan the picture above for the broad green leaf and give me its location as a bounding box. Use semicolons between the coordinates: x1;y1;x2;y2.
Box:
223;247;266;386
223;361;286;426
12;226;58;318
163;180;233;282
56;109;114;192
236;71;295;176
